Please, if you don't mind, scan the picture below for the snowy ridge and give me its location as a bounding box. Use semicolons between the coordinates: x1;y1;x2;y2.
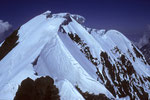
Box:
0;11;150;100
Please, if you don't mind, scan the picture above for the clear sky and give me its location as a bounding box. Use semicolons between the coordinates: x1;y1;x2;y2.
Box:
1;0;150;41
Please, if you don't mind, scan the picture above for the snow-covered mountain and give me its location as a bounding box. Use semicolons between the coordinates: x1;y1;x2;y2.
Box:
140;38;150;65
0;11;150;100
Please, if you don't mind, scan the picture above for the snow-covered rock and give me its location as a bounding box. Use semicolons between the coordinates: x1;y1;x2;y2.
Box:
140;38;150;65
0;11;150;100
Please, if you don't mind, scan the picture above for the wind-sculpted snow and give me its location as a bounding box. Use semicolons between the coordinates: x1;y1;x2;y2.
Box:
0;11;150;100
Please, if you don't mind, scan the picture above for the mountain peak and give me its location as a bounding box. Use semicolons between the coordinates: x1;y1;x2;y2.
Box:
42;11;86;24
0;11;150;100
43;10;51;14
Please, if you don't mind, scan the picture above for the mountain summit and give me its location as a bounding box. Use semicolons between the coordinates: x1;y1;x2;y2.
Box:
0;11;150;100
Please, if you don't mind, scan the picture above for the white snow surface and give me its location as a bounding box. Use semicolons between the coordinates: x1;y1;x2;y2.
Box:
0;11;150;100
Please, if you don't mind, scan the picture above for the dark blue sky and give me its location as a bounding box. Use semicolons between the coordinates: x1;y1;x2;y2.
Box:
1;0;150;41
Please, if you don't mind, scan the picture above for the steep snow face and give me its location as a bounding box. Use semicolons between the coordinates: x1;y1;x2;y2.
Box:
58;15;150;99
0;11;150;100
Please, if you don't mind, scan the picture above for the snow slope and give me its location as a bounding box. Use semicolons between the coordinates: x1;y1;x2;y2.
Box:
0;11;150;100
